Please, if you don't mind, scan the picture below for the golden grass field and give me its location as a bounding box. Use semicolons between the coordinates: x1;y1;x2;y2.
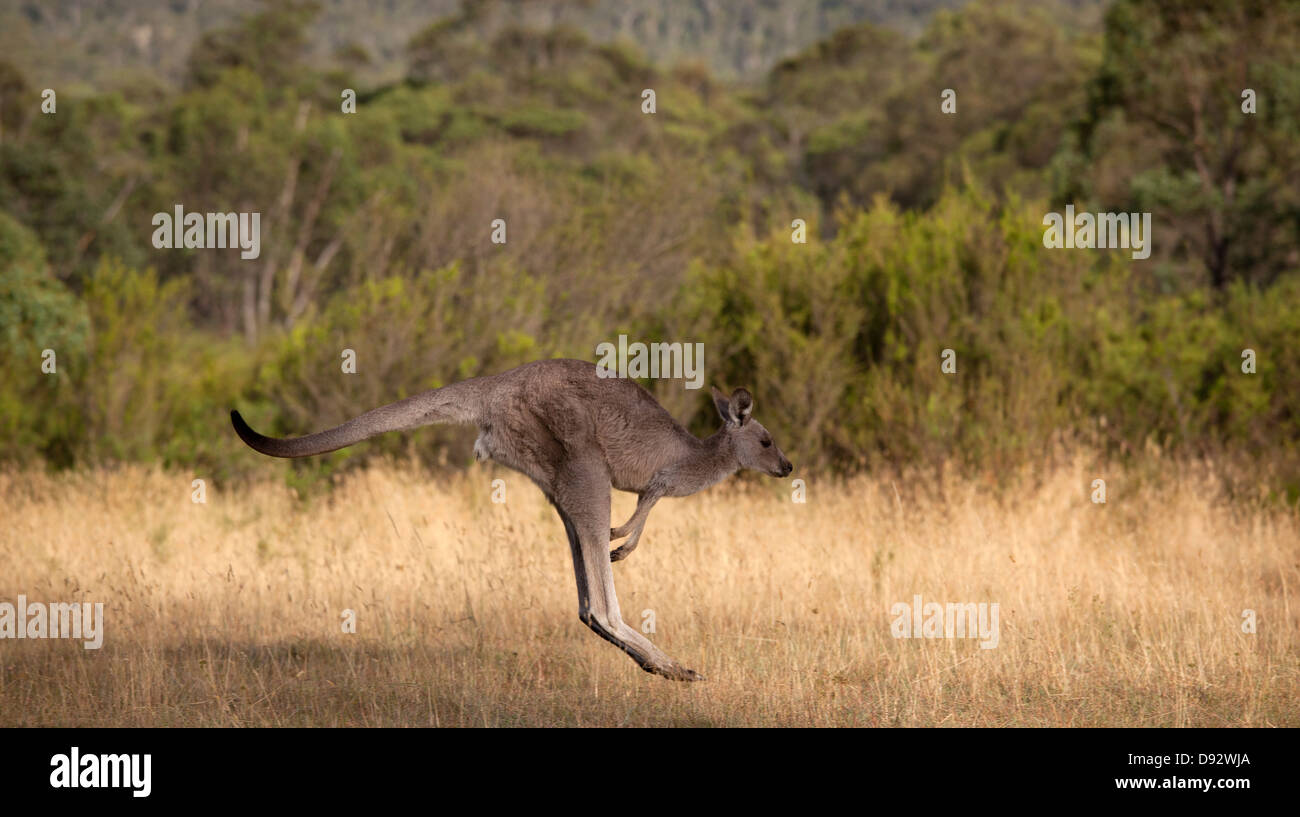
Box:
1;456;1296;727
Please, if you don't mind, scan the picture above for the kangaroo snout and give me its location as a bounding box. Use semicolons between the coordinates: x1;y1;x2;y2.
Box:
776;458;793;477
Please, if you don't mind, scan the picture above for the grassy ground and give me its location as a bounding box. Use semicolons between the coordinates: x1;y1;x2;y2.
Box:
1;457;1296;726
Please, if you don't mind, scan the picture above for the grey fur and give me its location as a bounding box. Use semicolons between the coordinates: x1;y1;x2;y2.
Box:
231;358;792;680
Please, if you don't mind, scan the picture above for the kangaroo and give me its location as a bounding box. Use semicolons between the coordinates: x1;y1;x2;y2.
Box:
230;358;792;680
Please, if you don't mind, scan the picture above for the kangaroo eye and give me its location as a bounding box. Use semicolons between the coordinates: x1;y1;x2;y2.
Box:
761;439;772;448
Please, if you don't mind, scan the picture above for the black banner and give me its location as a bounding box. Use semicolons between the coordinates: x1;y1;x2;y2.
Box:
0;727;1282;805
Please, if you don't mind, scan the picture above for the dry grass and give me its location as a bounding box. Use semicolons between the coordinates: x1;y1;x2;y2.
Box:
1;456;1296;727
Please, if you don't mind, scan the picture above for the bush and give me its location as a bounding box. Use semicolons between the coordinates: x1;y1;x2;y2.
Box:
0;213;89;465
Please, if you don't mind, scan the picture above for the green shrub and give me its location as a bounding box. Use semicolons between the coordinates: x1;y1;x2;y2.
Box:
0;213;89;465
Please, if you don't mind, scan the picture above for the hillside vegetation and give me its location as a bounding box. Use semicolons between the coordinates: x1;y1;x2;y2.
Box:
0;0;984;87
1;0;1297;498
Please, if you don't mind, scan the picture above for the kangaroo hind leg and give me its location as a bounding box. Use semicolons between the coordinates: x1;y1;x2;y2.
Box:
552;464;700;681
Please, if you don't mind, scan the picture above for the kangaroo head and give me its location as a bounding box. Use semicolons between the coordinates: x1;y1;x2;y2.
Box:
711;386;793;478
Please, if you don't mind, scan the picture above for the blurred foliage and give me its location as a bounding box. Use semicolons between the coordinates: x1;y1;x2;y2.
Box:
0;212;88;465
0;0;1296;498
0;0;1007;89
1062;0;1300;289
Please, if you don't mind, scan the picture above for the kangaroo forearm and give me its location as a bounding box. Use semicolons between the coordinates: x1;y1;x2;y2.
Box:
612;490;662;539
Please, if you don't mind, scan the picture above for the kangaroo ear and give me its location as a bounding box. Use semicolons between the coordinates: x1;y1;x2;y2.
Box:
711;386;732;425
730;388;753;426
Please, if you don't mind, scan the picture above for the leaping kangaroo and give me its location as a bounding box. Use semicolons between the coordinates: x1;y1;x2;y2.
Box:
231;358;793;680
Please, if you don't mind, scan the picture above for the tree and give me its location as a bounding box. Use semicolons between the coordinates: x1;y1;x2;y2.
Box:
1074;0;1300;288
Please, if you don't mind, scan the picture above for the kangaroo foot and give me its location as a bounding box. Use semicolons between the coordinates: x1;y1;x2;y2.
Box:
655;663;704;682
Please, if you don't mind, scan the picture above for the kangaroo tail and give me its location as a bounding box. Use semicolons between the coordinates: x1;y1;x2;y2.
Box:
231;382;484;459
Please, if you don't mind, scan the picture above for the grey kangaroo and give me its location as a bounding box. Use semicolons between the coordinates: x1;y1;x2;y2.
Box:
231;358;792;680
